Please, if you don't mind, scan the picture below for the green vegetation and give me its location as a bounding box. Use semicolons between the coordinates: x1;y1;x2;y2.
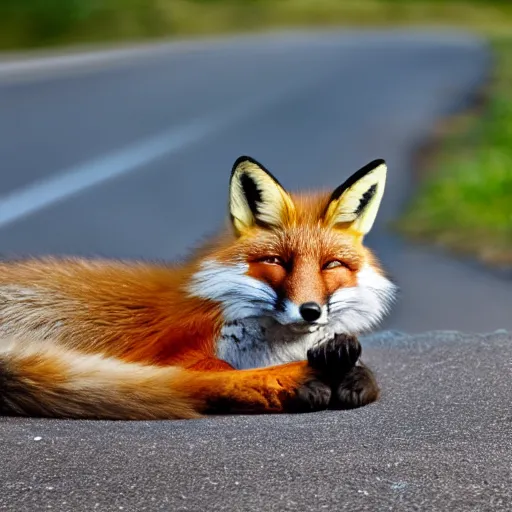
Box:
397;38;512;267
1;0;512;51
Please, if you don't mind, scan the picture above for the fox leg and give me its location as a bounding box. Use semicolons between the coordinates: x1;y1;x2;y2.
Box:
306;334;380;410
332;363;380;409
0;341;326;419
186;360;329;415
189;333;377;415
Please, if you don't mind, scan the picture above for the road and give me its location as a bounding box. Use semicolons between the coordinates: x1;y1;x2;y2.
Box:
1;31;511;511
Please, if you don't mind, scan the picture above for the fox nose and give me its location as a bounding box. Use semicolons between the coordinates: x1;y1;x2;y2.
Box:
299;302;322;323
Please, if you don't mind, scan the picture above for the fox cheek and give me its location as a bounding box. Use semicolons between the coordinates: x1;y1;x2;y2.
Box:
323;267;357;296
247;262;287;291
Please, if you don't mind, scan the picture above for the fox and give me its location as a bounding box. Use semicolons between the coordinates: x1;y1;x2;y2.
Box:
0;156;397;421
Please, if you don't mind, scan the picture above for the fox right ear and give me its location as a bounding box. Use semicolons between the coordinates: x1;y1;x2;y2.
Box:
229;156;295;236
323;159;387;235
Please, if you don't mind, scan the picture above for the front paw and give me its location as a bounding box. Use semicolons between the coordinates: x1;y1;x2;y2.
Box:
306;333;361;380
331;364;380;410
285;376;332;413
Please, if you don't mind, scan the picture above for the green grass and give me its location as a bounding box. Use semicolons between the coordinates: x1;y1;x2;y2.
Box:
396;38;512;267
1;0;512;51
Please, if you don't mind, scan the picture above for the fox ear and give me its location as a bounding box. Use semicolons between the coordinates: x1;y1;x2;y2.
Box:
323;159;387;235
229;156;295;236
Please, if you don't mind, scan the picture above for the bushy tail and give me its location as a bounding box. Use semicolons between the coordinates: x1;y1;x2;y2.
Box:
0;337;203;420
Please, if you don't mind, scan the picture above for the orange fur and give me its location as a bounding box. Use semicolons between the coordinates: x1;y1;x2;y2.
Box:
219;190;364;308
0;157;392;420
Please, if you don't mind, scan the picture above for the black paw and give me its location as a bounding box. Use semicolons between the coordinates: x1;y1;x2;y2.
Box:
286;377;332;413
330;364;380;410
307;334;361;380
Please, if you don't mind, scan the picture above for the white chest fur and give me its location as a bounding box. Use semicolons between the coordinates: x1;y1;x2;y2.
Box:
216;318;338;370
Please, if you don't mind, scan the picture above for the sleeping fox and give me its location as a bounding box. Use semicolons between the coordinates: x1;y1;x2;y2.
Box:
0;156;396;420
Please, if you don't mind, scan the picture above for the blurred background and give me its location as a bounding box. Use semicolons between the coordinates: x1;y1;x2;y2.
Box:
0;0;510;50
0;0;511;334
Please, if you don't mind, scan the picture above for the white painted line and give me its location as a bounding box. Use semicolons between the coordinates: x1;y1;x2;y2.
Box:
0;32;317;81
0;41;218;81
0;78;312;229
0;31;484;83
0;119;213;228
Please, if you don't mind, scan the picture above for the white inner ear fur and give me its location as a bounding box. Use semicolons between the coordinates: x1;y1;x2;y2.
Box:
230;160;294;234
325;161;387;235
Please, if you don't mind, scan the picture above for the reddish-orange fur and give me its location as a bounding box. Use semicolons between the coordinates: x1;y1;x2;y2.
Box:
1;190;360;364
0;258;221;367
0;166;388;420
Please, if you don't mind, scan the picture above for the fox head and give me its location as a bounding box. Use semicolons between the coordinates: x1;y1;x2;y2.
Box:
189;156;397;335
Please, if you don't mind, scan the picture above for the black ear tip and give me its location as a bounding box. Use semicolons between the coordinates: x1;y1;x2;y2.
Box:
231;155;259;176
233;155;255;166
351;158;387;179
365;158;386;169
229;156;285;190
328;158;387;203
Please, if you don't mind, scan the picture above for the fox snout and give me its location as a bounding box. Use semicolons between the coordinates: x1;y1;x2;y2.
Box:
299;302;322;323
278;298;328;327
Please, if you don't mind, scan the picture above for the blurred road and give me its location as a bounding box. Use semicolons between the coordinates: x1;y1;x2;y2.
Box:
1;31;510;511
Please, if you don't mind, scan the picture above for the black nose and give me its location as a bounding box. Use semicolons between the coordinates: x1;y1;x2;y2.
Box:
299;302;322;323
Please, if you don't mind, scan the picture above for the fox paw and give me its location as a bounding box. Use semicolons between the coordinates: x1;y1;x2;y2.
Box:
286;377;332;413
331;364;380;410
307;333;361;379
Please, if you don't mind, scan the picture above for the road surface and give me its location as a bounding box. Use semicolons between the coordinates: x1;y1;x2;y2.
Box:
1;31;510;511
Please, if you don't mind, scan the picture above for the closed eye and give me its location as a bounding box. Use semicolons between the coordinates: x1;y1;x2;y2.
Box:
258;256;285;266
323;260;349;270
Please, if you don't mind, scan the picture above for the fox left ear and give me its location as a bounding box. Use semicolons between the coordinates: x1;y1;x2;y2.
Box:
229;156;295;236
323;159;387;235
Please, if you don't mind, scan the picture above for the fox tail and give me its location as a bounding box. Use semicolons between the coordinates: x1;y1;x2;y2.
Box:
0;337;203;420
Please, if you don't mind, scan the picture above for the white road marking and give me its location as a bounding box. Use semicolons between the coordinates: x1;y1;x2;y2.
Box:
0;32;337;82
0;119;212;228
0;79;309;229
0;31;483;82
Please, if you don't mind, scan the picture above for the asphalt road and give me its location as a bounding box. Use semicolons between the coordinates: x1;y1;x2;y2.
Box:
2;330;511;511
1;31;511;511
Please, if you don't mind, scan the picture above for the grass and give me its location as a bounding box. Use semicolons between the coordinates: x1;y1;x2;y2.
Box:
1;1;512;51
396;38;512;268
